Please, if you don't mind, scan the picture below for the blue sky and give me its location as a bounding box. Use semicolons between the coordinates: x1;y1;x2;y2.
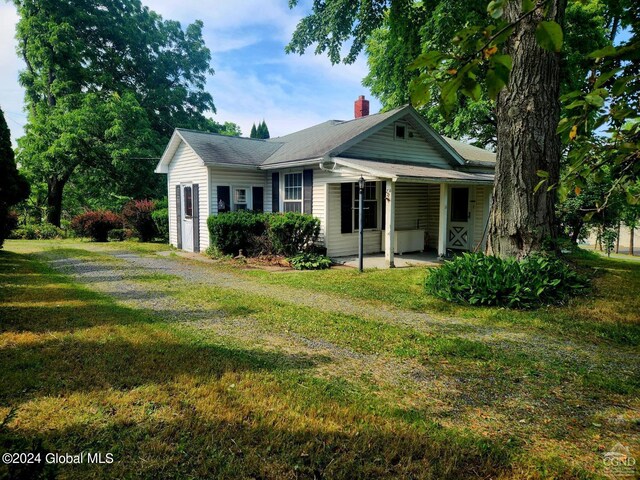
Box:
0;0;382;145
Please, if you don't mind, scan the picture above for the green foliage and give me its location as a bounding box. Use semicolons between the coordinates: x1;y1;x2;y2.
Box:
288;252;332;270
424;253;590;309
71;210;122;242
1;211;19;247
207;211;267;256
267;212;320;257
12;0;228;225
10;223;64;240
122;199;157;242
250;120;270;139
207;211;321;257
0;107;30;247
152;208;169;242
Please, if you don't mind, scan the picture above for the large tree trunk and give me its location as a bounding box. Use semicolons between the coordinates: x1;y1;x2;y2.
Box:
46;176;66;227
486;0;567;258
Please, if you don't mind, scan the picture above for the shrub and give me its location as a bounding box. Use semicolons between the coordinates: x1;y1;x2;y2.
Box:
71;210;122;242
207;211;267;256
0;210;18;248
267;212;320;256
289;252;332;270
108;229;127;242
122;199;157;242
424;252;589;309
9;222;64;240
152;208;169;241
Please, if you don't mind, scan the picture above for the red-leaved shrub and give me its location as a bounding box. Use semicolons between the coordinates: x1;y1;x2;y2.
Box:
122;199;157;242
71;210;122;242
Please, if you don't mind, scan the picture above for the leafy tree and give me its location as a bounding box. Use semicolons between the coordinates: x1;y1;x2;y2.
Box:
287;0;635;258
361;0;610;149
0;107;30;247
13;0;218;226
19;92;157;225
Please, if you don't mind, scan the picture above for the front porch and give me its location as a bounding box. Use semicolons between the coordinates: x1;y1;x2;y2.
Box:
323;158;493;267
333;250;440;269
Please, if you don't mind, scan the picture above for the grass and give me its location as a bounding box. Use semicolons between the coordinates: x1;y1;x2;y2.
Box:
1;240;639;479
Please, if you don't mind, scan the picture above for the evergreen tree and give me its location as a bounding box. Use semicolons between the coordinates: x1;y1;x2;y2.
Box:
0;107;30;247
250;123;257;138
258;120;270;139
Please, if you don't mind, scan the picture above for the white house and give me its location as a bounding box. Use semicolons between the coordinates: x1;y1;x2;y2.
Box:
155;96;495;267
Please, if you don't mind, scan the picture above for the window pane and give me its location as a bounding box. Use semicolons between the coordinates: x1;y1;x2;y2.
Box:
284;173;303;200
450;187;469;222
184;186;193;217
234;188;247;204
283;201;302;213
364;181;376;200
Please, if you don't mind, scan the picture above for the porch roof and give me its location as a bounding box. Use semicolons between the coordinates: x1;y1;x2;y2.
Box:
333;157;494;184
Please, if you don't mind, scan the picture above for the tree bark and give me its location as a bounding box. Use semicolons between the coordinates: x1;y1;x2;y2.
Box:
570;219;583;244
46;176;67;227
631;226;635;256
486;0;567;259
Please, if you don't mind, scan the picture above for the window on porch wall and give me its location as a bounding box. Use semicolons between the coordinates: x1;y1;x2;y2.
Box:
353;181;378;230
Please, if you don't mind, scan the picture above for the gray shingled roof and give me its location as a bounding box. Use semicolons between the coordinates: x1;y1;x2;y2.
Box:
443;136;496;164
335;158;494;183
171;106;495;168
176;128;282;166
262;107;405;166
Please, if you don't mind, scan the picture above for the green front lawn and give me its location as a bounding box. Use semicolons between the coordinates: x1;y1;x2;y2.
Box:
1;240;638;479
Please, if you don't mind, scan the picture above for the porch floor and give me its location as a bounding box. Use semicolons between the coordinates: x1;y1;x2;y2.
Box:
332;251;441;269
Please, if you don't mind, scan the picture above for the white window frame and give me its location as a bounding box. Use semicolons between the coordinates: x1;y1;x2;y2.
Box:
394;121;408;141
231;186;252;211
353;181;379;231
281;171;303;213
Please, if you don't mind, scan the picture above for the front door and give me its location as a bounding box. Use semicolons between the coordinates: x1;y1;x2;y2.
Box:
181;184;194;252
448;187;470;250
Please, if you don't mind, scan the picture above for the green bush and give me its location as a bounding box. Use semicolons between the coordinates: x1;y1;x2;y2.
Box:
289;252;332;270
267;212;320;256
424;252;589;309
207;211;267;256
9;223;64;240
152;208;169;241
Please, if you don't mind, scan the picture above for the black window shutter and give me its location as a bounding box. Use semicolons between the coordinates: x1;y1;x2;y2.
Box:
192;184;200;253
340;182;353;234
303;169;313;214
176;185;182;249
381;181;386;230
271;172;280;212
252;186;264;212
217;186;230;213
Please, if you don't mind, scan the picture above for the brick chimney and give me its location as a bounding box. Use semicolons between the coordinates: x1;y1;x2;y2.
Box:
354;95;370;118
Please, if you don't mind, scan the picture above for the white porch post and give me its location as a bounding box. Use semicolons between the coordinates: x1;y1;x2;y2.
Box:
438;183;449;258
384;180;396;268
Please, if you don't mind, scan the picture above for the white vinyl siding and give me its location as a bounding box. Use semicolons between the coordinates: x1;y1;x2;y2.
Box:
342;123;451;168
393;183;443;250
167;141;209;250
472;186;490;250
209;167;268;214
